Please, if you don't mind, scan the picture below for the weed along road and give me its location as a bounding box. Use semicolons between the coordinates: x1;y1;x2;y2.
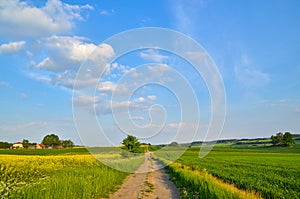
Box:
110;152;180;199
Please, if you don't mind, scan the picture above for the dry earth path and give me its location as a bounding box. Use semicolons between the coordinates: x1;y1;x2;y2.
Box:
109;153;180;199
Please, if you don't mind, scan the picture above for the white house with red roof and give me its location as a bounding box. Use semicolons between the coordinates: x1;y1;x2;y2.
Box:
12;142;23;149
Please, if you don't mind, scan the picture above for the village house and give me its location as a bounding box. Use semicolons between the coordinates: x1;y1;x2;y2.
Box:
11;142;23;149
36;144;46;149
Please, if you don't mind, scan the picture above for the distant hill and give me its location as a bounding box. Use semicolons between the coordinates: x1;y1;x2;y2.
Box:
190;134;299;146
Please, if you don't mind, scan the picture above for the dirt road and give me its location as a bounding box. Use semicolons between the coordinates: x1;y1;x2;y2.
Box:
109;153;180;199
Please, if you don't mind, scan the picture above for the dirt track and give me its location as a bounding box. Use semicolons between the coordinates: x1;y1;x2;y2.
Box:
109;153;180;199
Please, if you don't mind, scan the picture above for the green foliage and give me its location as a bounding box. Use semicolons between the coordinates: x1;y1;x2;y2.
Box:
22;139;29;149
0;142;10;149
283;132;295;147
42;134;61;147
62;139;74;148
121;135;142;153
148;145;163;151
271;132;295;147
169;141;180;147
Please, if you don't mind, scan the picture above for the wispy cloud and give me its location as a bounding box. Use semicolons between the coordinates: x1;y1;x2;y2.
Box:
0;41;25;54
130;116;144;121
234;54;270;87
172;0;209;35
20;93;28;99
270;99;290;107
140;49;168;62
0;81;11;88
0;121;48;132
100;9;115;16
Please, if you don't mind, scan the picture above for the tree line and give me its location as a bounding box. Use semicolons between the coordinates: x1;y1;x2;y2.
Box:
271;132;294;147
0;134;74;149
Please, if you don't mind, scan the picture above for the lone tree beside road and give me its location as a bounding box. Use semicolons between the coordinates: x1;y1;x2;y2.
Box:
271;132;294;147
122;135;142;153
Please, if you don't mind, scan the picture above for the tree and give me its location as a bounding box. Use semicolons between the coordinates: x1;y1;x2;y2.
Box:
169;141;179;147
62;139;74;148
0;142;10;149
22;139;30;149
121;135;141;153
271;135;278;145
42;134;61;147
283;132;295;147
271;132;294;147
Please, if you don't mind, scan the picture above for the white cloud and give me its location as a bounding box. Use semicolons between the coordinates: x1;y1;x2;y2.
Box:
100;9;115;16
130;116;144;120
184;51;207;60
28;36;114;89
105;62;129;76
0;41;25;54
73;95;98;106
147;64;171;77
93;98;149;115
234;54;270;87
97;81;129;96
235;65;270;87
97;100;132;114
27;72;51;84
0;81;10;88
0;121;48;132
134;97;146;103
147;95;157;101
34;35;114;72
0;0;93;39
128;68;143;78
20;93;28;99
270;99;290;107
140;49;168;62
97;81;116;92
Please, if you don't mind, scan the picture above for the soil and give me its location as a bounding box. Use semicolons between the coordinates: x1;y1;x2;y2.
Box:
109;153;180;199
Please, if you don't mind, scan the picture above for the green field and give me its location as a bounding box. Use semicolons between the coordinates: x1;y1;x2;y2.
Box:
159;143;300;199
0;150;144;199
1;142;299;199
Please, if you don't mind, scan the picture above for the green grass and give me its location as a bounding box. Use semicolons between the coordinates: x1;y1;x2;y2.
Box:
174;146;300;199
165;163;260;199
10;162;129;199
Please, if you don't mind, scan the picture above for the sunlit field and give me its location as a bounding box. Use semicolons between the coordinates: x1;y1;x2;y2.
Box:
0;150;144;199
155;142;300;199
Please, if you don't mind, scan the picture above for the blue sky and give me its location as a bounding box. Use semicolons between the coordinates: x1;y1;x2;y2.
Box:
0;0;299;145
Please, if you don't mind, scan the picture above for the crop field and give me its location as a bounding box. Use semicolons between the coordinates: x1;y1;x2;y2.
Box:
158;145;300;199
0;151;144;199
1;144;299;199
